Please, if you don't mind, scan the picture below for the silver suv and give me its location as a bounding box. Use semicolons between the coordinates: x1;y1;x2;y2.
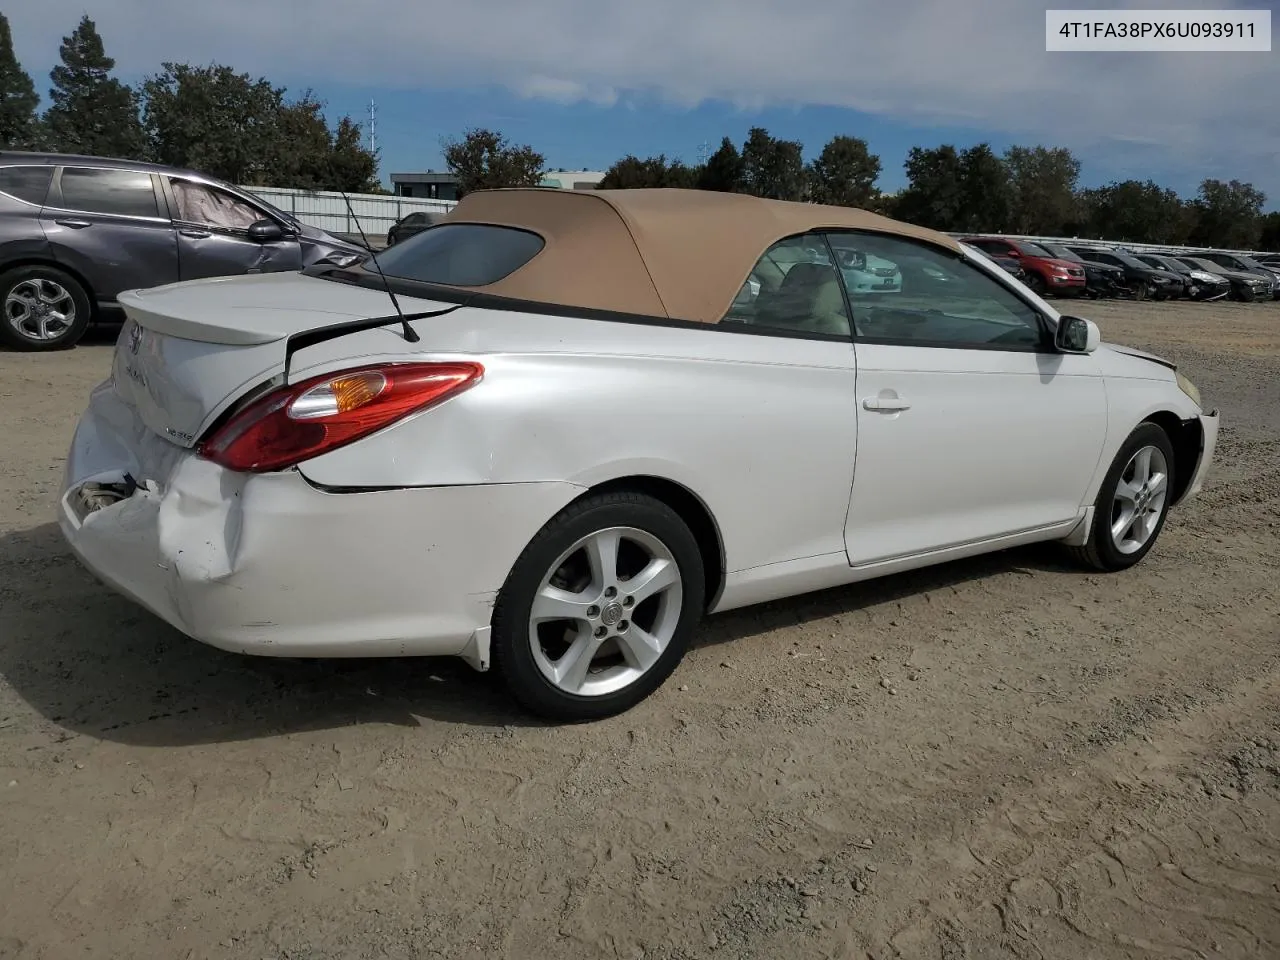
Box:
0;151;366;350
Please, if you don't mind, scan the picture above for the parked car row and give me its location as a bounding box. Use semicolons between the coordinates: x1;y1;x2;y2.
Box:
961;235;1280;304
3;151;1278;353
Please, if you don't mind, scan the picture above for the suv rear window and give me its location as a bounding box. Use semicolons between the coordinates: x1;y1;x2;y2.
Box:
372;223;544;286
0;165;53;205
57;167;160;218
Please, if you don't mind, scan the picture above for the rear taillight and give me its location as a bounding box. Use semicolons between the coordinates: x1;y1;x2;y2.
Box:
199;361;483;473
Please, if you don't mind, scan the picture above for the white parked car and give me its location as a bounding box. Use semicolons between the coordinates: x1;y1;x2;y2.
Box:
58;188;1220;720
837;248;903;294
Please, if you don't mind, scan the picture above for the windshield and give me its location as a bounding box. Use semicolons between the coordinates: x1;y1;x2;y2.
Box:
1043;244;1081;261
1237;256;1275;272
1013;241;1053;257
1114;252;1154;270
1182;257;1223;274
239;189;301;227
1140;255;1181;272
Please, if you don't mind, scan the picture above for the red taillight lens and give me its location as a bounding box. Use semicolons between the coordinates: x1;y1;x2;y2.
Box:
199;361;483;473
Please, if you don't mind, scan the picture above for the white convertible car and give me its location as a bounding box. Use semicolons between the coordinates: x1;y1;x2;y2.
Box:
59;188;1219;720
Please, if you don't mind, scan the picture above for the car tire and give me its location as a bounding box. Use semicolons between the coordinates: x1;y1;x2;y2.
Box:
1025;272;1047;296
490;490;706;721
1066;422;1176;573
0;264;92;351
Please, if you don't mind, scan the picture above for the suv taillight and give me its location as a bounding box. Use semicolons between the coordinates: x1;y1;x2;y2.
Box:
199;361;483;472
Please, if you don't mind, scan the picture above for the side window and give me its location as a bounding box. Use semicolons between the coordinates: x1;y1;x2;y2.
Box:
169;179;265;232
58;167;159;218
720;233;851;338
0;165;53;205
826;231;1046;350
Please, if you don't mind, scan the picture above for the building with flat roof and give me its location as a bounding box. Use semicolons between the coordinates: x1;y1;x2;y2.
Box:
390;169;607;200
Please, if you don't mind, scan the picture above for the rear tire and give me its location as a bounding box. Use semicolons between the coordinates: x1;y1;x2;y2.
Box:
491;491;705;721
1067;423;1176;572
0;265;92;351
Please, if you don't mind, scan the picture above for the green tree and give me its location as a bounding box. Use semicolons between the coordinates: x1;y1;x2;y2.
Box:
955;143;1011;233
442;128;544;198
806;135;880;208
142;62;284;183
1257;211;1280;251
740;127;805;201
1190;178;1266;249
1080;179;1194;244
892;145;964;230
42;15;145;158
0;13;39;149
1003;145;1081;234
267;91;333;189
697;136;744;192
599;153;699;188
328;115;380;192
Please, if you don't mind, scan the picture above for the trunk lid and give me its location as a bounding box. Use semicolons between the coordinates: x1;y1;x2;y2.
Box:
112;271;454;448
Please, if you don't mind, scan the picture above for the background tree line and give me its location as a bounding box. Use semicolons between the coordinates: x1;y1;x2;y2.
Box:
0;12;380;192
3;12;1276;250
448;124;1278;252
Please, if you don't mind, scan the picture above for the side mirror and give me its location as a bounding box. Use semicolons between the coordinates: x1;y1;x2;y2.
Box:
1004;249;1021;258
248;218;285;243
1055;315;1100;354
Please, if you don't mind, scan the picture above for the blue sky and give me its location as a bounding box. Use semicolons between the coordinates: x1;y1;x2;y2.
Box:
8;1;1279;205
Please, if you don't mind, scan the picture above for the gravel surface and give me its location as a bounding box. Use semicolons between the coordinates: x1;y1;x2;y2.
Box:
0;300;1277;960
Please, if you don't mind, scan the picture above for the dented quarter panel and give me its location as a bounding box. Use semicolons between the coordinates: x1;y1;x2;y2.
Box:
59;384;582;658
290;308;860;575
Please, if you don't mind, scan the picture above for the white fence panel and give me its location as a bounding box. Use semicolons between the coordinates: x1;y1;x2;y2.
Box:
239;185;457;237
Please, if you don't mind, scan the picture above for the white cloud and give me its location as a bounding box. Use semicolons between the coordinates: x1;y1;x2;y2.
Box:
7;0;1278;195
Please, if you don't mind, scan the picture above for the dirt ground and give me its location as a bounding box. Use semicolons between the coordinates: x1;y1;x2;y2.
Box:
1;300;1277;960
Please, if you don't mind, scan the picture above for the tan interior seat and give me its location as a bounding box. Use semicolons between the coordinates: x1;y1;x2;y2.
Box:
754;261;850;336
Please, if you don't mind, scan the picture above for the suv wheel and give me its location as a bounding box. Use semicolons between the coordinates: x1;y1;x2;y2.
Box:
0;265;92;351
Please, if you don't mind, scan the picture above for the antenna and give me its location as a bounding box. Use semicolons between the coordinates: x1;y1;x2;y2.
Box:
338;189;420;343
368;99;377;154
697;140;710;165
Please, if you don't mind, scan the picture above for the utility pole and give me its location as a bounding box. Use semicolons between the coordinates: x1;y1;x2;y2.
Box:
368;100;377;154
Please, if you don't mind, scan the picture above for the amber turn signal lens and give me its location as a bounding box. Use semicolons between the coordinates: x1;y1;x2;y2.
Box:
288;371;388;420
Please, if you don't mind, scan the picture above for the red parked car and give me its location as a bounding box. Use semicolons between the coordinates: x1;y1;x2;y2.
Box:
961;236;1087;297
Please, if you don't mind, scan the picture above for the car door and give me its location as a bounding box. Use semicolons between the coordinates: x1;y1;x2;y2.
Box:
40;165;180;303
162;176;302;281
829;231;1109;567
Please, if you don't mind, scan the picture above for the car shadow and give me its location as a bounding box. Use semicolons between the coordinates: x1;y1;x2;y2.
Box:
0;521;1085;747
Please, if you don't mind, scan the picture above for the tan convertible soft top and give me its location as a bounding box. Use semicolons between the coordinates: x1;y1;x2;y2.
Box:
437;187;962;324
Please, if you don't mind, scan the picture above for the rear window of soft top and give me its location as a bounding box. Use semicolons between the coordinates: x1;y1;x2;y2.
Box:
372;223;545;287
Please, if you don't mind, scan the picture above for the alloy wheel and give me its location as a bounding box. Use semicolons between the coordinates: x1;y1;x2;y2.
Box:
528;526;683;697
5;278;76;342
1110;445;1169;555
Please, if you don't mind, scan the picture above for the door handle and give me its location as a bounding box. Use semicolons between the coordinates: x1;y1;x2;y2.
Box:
55;218;91;228
862;396;912;412
179;228;212;239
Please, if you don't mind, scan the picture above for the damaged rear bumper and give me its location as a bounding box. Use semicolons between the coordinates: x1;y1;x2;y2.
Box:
57;381;581;667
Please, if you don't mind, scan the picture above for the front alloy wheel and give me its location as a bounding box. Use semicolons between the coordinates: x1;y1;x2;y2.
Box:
1068;422;1176;571
492;491;705;720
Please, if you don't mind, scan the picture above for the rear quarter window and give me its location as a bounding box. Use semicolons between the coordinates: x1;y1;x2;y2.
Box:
373;223;545;286
0;165;53;206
